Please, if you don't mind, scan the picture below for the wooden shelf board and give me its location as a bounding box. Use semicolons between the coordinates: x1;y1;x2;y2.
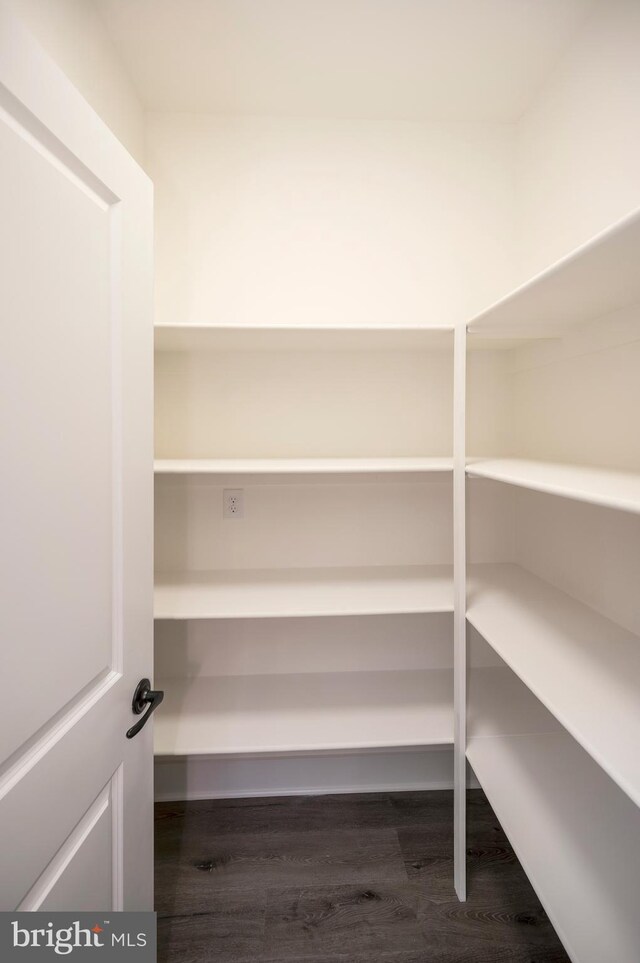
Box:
153;668;453;757
154;323;454;353
467;729;640;963
467;458;640;514
468;563;640;808
467;205;640;336
155;565;454;620
154;457;453;476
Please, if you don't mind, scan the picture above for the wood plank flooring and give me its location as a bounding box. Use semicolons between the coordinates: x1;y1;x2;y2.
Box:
155;789;570;962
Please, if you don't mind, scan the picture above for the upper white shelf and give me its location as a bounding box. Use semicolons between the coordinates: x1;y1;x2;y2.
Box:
155;564;453;620
153;668;453;757
154;456;453;477
468;563;640;808
467;458;640;514
467;206;640;337
154;323;454;353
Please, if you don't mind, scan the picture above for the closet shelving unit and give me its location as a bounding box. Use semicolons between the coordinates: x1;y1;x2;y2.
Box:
462;207;640;961
154;321;460;770
152;191;640;960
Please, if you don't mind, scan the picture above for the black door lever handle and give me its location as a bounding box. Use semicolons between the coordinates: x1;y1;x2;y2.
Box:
126;678;164;739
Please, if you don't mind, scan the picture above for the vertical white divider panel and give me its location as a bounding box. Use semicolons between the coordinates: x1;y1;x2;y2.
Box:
453;323;467;901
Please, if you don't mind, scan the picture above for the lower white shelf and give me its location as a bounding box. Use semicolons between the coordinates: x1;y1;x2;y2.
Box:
467;729;640;963
154;565;454;620
153;668;453;756
468;563;640;808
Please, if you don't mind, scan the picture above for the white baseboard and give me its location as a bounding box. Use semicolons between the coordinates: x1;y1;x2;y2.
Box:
154;747;461;801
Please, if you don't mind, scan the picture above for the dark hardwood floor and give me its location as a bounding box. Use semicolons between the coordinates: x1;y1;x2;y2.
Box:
155;789;570;963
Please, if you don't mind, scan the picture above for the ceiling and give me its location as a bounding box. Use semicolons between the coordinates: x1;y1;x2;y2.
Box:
95;0;597;122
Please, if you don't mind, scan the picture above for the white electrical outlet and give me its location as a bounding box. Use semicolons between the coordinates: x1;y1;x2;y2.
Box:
223;488;244;518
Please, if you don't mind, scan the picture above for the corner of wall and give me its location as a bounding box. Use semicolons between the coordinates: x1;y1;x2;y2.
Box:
514;0;640;280
5;0;146;167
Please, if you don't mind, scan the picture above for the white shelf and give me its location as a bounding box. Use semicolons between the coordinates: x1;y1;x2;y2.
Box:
153;668;453;756
154;456;453;477
467;457;640;514
155;565;453;620
154;323;454;353
468;563;640;807
467;206;640;337
467;729;640;963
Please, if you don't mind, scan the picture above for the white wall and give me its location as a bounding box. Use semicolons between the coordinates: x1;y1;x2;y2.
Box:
154;749;457;801
155;347;454;459
155;477;453;572
146;113;516;327
510;317;640;473
516;0;640;279
7;0;145;164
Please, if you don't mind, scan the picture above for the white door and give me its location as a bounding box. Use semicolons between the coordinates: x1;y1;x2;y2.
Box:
0;6;154;911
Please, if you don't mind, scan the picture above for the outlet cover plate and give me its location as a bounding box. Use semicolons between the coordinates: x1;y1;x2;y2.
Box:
223;488;244;518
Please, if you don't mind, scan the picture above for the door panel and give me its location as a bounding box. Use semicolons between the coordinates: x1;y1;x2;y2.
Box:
0;692;124;910
1;94;116;763
20;779;117;911
0;4;153;911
